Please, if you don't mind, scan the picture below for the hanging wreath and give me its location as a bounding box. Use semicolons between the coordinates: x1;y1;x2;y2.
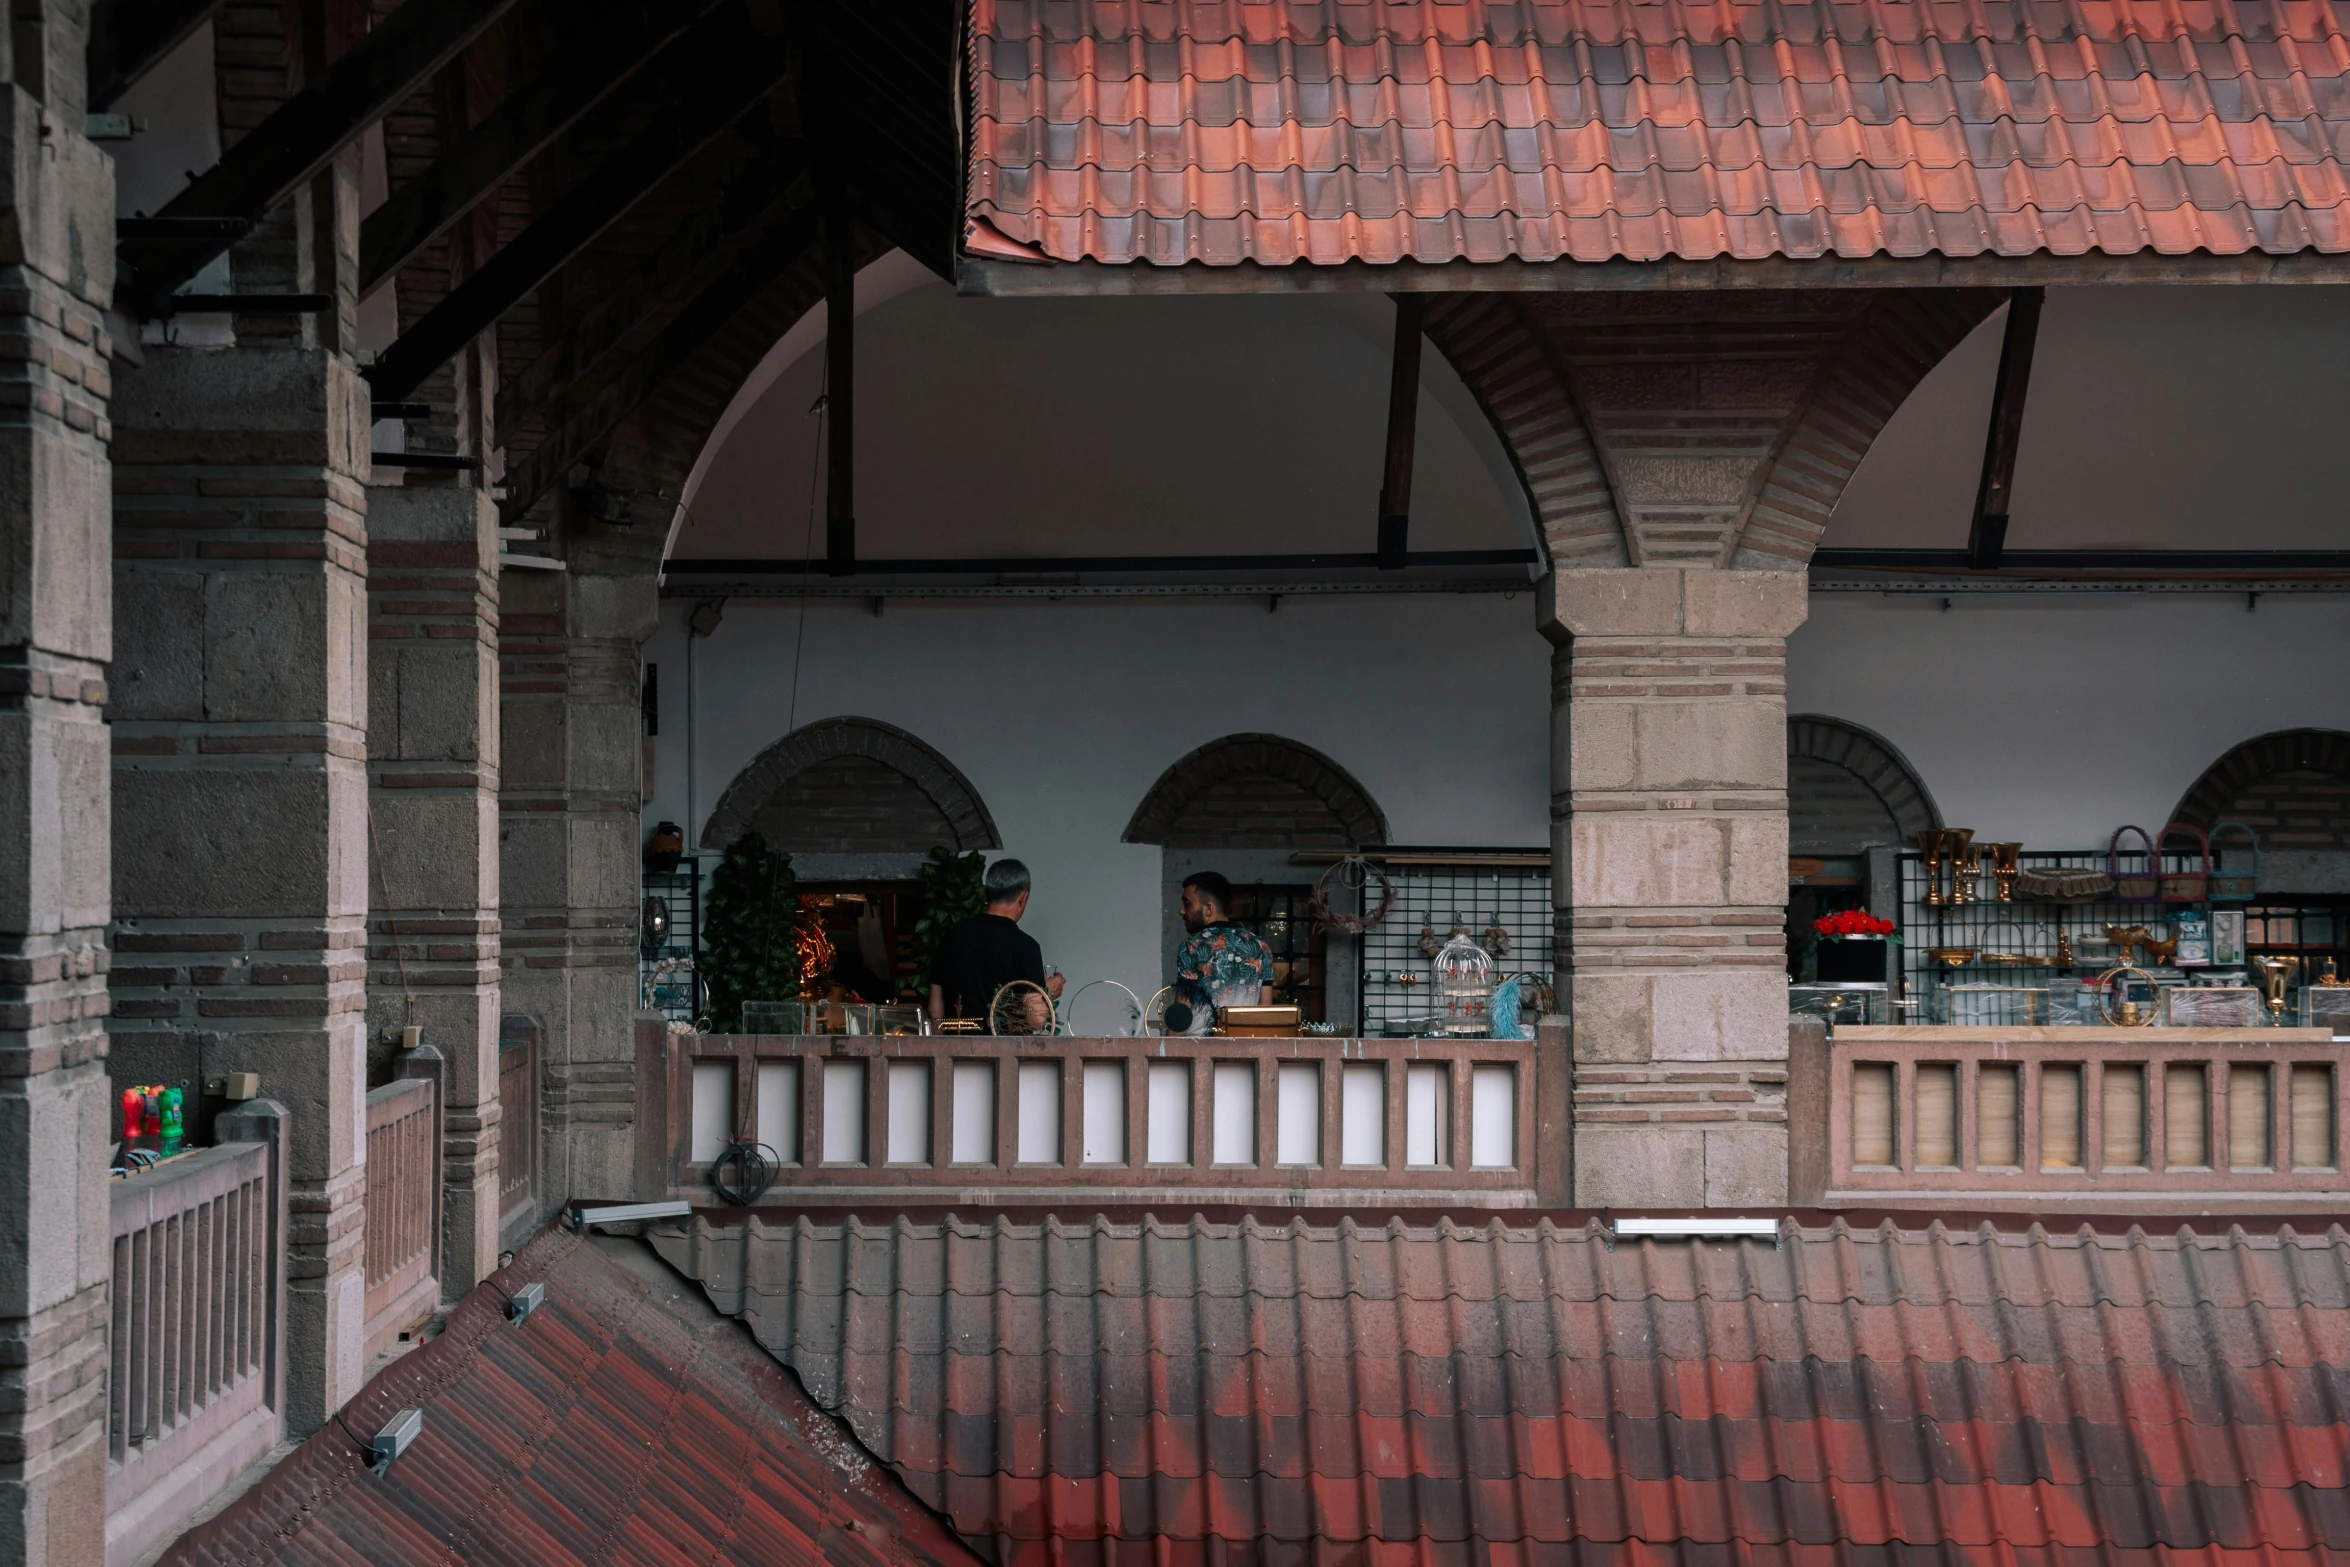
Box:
1308;855;1396;935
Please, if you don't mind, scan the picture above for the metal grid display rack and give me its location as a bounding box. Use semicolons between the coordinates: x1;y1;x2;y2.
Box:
1357;852;1553;1037
640;855;702;1025
1896;846;2230;1022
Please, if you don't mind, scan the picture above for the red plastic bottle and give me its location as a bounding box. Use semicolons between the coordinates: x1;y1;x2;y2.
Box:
121;1087;143;1150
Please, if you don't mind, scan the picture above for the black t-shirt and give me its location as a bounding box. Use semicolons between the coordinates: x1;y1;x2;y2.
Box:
932;913;1044;1019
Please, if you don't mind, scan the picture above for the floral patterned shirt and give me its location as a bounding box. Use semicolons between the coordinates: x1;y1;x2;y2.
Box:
1176;922;1275;1009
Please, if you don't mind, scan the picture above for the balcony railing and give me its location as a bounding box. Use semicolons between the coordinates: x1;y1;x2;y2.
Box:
362;1064;440;1355
656;1031;1564;1207
107;1102;285;1567
1793;1024;2350;1212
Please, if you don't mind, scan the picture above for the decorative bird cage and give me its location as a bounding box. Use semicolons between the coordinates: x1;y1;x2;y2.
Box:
1432;934;1495;1036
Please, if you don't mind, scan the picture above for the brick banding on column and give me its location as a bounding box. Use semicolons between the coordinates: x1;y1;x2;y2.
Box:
1731;290;2007;568
1787;715;1940;856
1124;734;1388;848
2171;729;2350;850
699;716;999;853
1423;294;1625;568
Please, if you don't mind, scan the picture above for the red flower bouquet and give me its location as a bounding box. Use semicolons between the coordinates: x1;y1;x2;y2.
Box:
1812;910;1895;939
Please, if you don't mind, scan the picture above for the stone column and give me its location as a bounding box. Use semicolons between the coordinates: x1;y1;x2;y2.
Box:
500;566;655;1206
1545;567;1806;1208
110;346;373;1431
366;486;500;1294
0;7;117;1558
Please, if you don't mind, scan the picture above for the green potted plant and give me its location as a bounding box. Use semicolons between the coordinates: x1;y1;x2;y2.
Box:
906;847;987;995
699;831;799;1032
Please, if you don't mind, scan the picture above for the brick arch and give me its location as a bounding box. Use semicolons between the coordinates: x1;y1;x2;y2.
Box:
1788;715;1941;856
2171;729;2350;847
700;717;999;852
1124;735;1388;849
1731;290;2009;568
1423;294;1625;568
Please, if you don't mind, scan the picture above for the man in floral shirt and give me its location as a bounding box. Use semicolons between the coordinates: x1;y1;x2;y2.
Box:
1174;872;1273;1028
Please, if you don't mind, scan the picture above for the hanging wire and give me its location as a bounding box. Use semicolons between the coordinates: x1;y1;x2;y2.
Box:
786;363;828;739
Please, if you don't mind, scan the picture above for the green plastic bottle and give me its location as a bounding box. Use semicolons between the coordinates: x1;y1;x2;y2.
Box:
159;1086;185;1156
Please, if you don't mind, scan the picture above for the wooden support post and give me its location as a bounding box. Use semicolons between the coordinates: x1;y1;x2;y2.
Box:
1376;294;1427;570
1967;286;2044;571
825;202;857;576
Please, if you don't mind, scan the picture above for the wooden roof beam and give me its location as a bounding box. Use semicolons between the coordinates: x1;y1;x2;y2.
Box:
88;0;228;111
501;201;827;516
119;0;522;306
496;151;807;439
1966;286;2044;570
358;0;724;294
363;4;793;402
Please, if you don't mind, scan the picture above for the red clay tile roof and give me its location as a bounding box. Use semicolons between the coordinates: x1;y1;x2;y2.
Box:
656;1209;2350;1564
966;0;2350;266
158;1228;980;1567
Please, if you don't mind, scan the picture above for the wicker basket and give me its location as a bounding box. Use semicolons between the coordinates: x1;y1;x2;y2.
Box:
2208;821;2260;903
2155;822;2210;903
2107;825;2159;901
2017;864;2114;902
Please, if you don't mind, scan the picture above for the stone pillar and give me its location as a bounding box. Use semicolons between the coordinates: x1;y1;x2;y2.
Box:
500;566;655;1206
366;486;500;1294
0;7;118;1558
1545;567;1806;1208
110;346;373;1431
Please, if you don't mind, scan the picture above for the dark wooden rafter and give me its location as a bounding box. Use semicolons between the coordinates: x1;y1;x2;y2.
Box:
501;201;830;515
496;152;808;438
364;3;793;401
118;0;522;305
1966;286;2046;570
1376;294;1428;569
87;0;228;110
358;0;721;293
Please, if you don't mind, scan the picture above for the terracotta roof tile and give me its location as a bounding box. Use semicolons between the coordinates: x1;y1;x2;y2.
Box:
656;1210;2350;1562
967;0;2350;264
158;1228;982;1567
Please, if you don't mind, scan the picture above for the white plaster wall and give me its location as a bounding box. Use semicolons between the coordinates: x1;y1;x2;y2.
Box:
645;593;1554;997
1828;285;2350;550
1789;592;2350;844
668;277;1533;562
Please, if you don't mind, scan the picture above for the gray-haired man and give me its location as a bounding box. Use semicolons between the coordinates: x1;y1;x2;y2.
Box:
927;858;1066;1024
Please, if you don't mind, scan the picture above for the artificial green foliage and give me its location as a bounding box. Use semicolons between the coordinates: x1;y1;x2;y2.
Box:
700;832;799;1032
906;847;987;992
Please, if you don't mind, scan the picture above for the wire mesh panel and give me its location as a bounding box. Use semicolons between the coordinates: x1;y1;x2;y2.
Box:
1358;860;1552;1037
1898;847;2235;1022
640;856;702;1023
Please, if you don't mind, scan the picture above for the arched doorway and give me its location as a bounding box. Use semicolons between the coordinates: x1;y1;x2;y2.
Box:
1124;735;1389;1023
699;717;999;1003
2170;729;2350;982
699;715;998;858
1786;716;1940;982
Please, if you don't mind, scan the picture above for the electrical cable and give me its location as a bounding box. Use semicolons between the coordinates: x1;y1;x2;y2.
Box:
708;1139;779;1206
786;365;827;739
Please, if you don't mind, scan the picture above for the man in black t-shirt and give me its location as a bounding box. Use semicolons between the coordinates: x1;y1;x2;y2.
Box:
928;859;1066;1024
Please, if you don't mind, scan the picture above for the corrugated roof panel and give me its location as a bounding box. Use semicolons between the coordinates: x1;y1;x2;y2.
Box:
657;1212;2350;1561
967;0;2350;264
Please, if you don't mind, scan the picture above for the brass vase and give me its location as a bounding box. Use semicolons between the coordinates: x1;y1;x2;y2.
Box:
1916;829;1947;906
